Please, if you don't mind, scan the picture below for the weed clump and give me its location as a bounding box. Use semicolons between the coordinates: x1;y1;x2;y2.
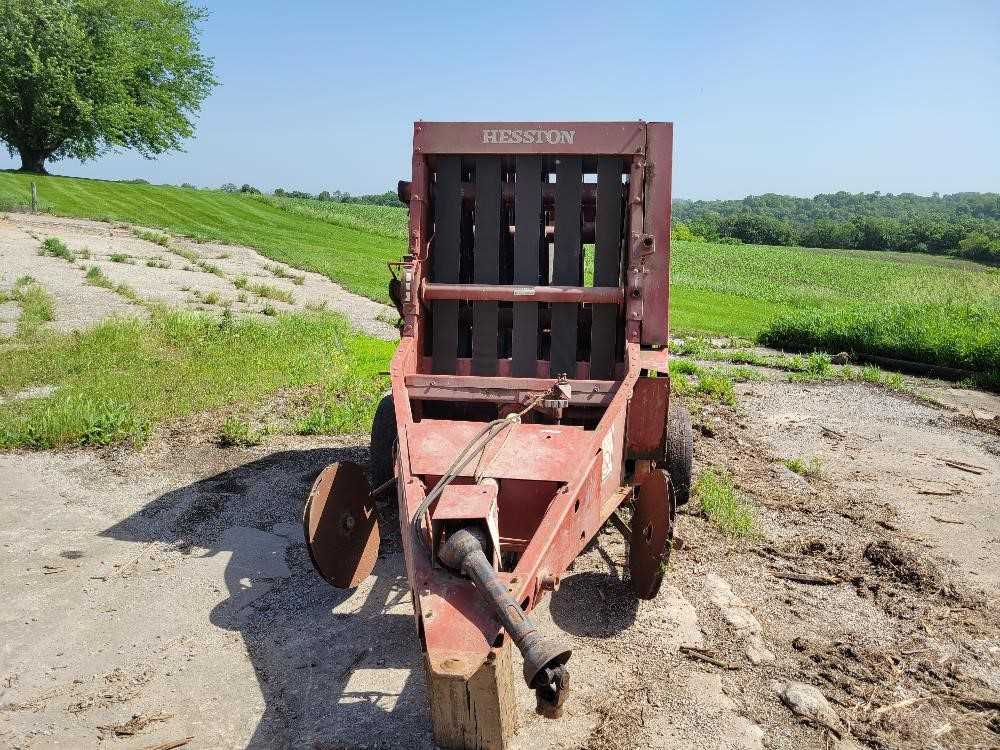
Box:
2;278;56;339
133;228;171;247
39;236;74;261
265;263;306;285
0;397;149;449
218;417;264;447
251;283;295;304
784;456;824;479
692;468;756;537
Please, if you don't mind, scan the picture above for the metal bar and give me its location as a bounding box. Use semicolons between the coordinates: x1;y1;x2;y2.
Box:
641;123;673;346
422;281;621;304
432;157;462;374
590;157;625;379
625;149;645;344
412;121;646;155
550;158;582;377
512;156;542;378
472;158;501;375
405;373;618;407
608;511;631;537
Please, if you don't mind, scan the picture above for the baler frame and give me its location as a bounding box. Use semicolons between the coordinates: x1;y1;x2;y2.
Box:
304;121;685;749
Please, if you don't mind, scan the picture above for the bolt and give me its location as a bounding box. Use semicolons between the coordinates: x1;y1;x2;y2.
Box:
540;575;560;592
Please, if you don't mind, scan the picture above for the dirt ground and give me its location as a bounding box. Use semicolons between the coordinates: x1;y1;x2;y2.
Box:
0;213;397;339
2;361;998;749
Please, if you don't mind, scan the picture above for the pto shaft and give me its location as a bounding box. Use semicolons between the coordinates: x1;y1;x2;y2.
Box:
438;527;571;717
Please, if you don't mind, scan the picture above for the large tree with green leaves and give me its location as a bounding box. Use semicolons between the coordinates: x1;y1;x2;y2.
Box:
0;0;216;173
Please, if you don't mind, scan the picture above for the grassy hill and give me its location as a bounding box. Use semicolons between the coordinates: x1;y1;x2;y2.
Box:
3;171;999;382
0;172;403;302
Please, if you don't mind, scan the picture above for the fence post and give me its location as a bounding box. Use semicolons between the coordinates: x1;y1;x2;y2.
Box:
30;182;37;213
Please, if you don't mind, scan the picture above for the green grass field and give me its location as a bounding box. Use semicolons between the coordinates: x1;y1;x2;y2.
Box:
3;171;999;383
0;308;393;449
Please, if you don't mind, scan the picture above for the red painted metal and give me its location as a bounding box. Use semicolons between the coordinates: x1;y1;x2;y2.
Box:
413;121;646;155
303;462;379;589
384;121;675;715
626;377;670;458
422;280;623;305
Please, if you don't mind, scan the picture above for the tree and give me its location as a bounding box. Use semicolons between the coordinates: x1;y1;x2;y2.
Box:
0;0;216;173
719;213;794;246
670;222;705;242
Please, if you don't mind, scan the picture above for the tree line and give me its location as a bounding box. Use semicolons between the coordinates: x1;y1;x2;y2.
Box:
219;183;403;207
671;191;1000;262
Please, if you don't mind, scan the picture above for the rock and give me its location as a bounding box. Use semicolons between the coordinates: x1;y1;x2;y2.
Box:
745;633;775;665
774;680;844;735
705;573;762;634
705;574;776;666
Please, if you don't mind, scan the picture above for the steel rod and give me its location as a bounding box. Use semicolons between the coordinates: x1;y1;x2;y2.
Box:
422;281;622;305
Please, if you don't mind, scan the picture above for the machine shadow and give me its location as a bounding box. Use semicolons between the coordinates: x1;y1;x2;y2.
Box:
548;565;639;638
101;447;434;749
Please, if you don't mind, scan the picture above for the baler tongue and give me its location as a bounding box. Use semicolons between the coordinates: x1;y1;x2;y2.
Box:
303;461;380;589
438;527;572;717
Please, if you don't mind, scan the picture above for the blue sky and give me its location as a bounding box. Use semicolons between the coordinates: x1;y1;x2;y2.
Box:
3;0;998;199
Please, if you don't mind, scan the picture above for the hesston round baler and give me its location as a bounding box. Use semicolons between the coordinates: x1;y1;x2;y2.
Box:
302;121;692;748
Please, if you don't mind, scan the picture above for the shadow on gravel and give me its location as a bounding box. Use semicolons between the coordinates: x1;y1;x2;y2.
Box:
102;447;432;749
549;569;639;638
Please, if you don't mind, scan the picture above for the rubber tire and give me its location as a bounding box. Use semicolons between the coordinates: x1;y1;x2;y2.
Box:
368;391;397;491
664;399;693;506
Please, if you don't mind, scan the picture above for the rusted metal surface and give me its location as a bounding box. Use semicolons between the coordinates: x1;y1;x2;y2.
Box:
421;281;623;305
628;468;675;599
413;121;646;155
405;373;618;407
302;462;380;589
407;420;596;483
626;376;670;458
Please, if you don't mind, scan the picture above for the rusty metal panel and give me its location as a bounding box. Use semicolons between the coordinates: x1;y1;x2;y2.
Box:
413;121;646;155
432;156;462;374
405;373;619;407
512;156;542;377
472;157;501;375
626;376;669;458
641;122;673;346
407;420;596;483
550;157;582;377
590;157;625;379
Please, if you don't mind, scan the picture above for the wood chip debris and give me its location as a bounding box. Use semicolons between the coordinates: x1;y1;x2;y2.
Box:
770;569;841;586
939;458;988;475
142;737;193;750
679;645;740;670
820;425;847;439
930;515;965;525
98;713;173;737
871;695;929;717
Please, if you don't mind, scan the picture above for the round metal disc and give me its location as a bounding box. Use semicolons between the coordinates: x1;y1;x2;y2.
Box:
629;468;676;600
303;461;380;589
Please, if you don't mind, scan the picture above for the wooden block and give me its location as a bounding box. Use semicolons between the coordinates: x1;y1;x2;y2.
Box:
426;642;517;750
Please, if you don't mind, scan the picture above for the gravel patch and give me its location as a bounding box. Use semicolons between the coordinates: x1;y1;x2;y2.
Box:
0;212;398;339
